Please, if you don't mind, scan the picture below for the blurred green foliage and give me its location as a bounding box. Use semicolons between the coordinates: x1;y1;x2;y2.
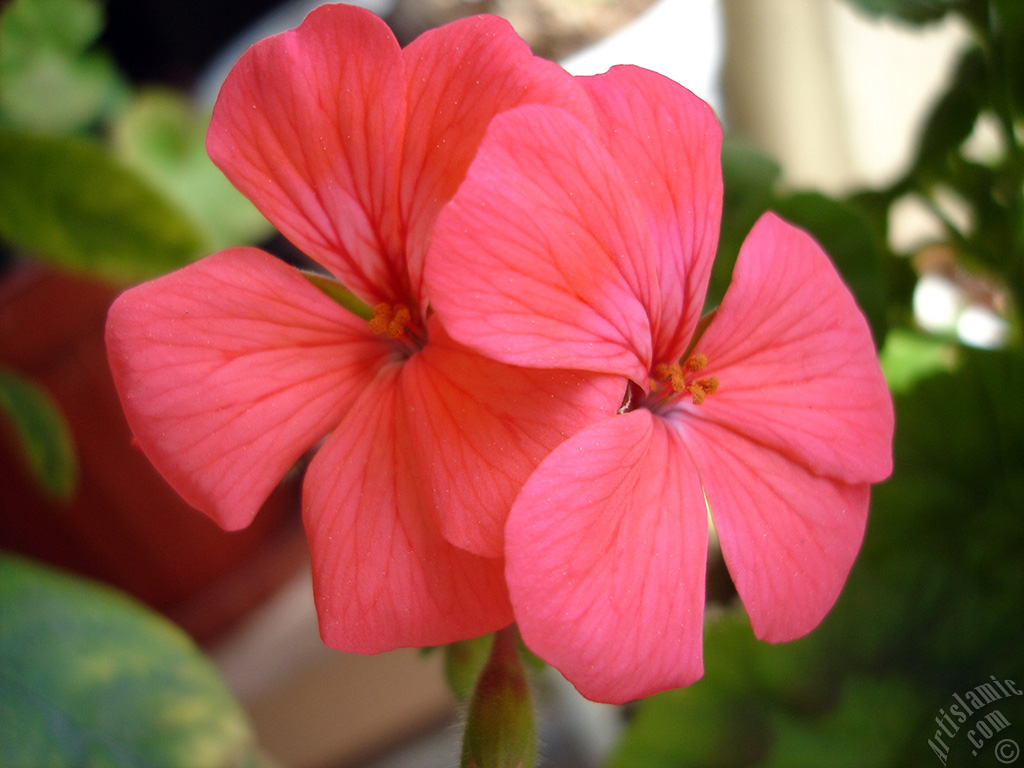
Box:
0;128;206;283
0;0;128;132
0;368;77;500
112;90;273;253
0;0;272;283
0;0;271;501
0;552;268;767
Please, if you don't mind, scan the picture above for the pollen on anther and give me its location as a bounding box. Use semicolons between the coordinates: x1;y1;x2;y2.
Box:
368;303;392;336
653;361;689;393
387;305;411;339
684;353;708;372
687;376;719;406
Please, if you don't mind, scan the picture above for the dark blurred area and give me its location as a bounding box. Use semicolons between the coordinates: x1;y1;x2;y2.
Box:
103;0;282;87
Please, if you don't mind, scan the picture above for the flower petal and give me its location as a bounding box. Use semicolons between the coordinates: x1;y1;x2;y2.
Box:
426;105;655;385
207;4;409;305
681;213;893;483
400;15;590;306
506;410;708;704
105;247;386;530
401;318;622;558
579;66;723;363
683;417;869;642
304;366;513;652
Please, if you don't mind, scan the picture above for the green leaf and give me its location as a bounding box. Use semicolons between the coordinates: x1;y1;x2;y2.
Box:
607;611;833;768
992;0;1024;118
0;128;206;283
878;328;957;392
762;677;923;768
444;634;494;702
112;90;273;251
0;0;101;51
0;368;77;500
0;552;267;768
0;0;128;132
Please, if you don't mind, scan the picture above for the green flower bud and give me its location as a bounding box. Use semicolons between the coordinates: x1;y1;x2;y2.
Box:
460;626;536;768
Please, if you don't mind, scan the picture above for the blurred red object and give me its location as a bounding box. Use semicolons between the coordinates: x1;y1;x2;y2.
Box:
0;265;306;644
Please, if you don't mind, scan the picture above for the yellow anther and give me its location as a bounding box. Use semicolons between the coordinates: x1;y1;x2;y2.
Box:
387;305;411;339
687;376;719;406
368;303;413;340
653;362;690;393
688;384;708;406
698;377;719;395
368;303;393;335
684;353;708;373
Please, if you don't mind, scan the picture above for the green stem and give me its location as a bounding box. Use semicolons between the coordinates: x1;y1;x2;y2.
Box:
981;3;1020;160
302;271;373;320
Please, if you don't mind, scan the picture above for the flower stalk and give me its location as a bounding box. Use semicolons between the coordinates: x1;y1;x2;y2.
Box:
460;626;536;768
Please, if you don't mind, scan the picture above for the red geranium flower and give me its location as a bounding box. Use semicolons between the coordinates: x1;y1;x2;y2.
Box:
105;5;619;651
426;66;895;703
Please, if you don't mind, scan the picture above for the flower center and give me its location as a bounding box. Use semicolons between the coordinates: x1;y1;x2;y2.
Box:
368;302;425;356
649;353;719;408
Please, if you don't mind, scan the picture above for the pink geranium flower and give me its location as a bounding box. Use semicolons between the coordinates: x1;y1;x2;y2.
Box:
105;5;620;651
425;66;894;703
